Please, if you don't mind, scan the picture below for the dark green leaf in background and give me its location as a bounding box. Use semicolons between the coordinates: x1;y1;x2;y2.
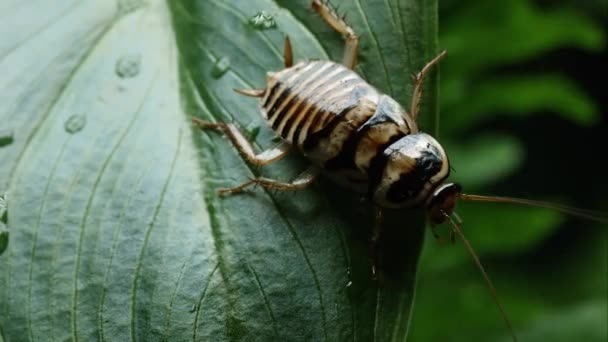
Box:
410;0;607;340
0;0;439;340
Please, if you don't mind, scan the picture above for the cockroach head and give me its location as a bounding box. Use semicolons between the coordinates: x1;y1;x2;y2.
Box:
426;182;462;225
371;133;450;209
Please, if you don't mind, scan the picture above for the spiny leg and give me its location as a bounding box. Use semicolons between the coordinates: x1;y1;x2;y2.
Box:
311;0;359;69
409;50;448;121
218;166;320;195
369;206;384;279
192;118;290;166
284;36;293;68
233;88;265;97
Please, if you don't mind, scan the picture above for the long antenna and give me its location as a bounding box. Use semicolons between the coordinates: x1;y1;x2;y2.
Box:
460;194;608;223
442;211;518;342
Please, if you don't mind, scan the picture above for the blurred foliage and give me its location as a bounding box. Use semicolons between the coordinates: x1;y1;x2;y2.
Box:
409;0;607;341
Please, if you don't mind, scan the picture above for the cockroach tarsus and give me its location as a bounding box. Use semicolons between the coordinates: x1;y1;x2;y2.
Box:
193;1;607;341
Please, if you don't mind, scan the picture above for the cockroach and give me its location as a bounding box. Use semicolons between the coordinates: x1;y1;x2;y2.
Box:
193;1;607;341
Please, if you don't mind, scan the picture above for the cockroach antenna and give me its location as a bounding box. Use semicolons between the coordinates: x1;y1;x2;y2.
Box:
442;211;518;342
459;194;608;223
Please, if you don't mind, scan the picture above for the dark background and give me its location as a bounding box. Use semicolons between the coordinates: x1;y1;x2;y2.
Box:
410;0;607;341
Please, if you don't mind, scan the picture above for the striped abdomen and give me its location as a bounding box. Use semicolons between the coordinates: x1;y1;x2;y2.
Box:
260;60;420;193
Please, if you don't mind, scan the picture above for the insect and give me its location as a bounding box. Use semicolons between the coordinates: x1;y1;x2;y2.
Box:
193;1;607;341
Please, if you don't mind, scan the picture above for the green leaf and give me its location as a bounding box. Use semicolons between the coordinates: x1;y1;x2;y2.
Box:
502;301;608;342
441;74;599;132
412;230;607;342
446;134;524;190
412;0;607;341
0;0;439;340
440;0;605;74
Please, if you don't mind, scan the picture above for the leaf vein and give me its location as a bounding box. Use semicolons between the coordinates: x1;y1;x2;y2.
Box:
71;73;158;341
3;15;116;189
162;260;188;341
265;195;329;341
26;138;72;342
96;162;152;342
353;0;394;96
130;128;183;341
246;262;280;338
0;0;80;64
6;11;119;342
192;263;220;341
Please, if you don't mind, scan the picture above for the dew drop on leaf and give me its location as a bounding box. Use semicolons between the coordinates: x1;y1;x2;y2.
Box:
64;115;87;134
0;224;8;256
0;193;9;255
246;125;261;141
189;304;197;313
211;57;230;79
0;130;13;147
0;130;14;147
0;192;7;223
115;54;141;78
345;268;353;288
249;11;276;30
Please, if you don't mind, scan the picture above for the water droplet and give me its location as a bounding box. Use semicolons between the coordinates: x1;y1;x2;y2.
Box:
115;54;141;78
346;281;353;288
0;224;8;255
64;115;87;134
0;130;14;147
211;57;230;79
0;193;7;224
189;304;197;313
246;125;261;141
118;0;145;15
0;193;9;255
249;11;276;30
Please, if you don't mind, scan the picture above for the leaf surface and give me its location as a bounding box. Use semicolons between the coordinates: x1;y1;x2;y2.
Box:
0;0;438;340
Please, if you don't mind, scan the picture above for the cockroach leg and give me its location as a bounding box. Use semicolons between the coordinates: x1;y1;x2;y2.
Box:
284;36;293;68
311;0;359;69
193;118;291;166
234;88;265;97
409;50;448;121
217;166;320;195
